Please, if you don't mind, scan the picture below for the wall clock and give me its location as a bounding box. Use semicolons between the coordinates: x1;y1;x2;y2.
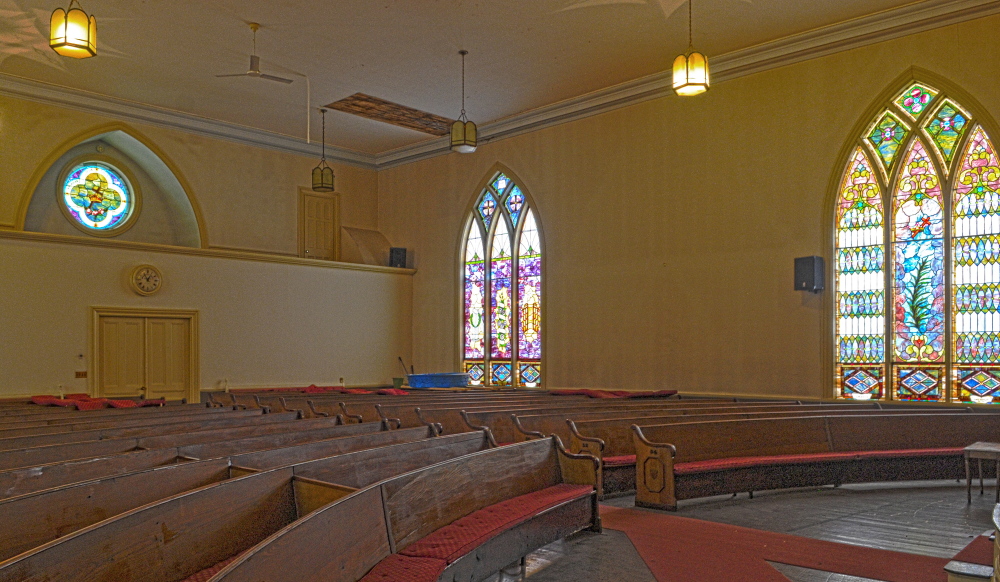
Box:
130;264;162;296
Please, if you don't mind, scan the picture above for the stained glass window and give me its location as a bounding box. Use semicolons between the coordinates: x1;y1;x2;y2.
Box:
62;163;134;231
462;172;542;387
835;82;1000;403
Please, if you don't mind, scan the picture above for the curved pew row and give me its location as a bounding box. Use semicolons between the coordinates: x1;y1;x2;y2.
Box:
631;413;1000;510
0;403;229;428
0;409;304;451
211;437;599;582
0;467;348;582
468;402;883;444
0;413;345;471
363;398;797;434
0;426;466;562
558;407;978;495
0;418;402;497
0;407;271;440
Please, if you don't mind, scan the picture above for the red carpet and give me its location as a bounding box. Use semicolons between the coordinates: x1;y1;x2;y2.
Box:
952;535;992;566
601;506;951;582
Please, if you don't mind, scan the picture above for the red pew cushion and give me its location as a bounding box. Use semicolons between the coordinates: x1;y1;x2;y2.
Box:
674;448;965;475
548;389;677;399
378;389;410;396
400;484;592;563
359;555;447;582
604;455;637;467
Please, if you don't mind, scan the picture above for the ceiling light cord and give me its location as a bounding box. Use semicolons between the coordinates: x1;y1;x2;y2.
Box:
459;49;468;122
320;108;327;162
688;0;693;50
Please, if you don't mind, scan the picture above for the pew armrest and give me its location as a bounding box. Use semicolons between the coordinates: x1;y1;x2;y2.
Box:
567;420;605;458
631;425;676;458
631;424;678;511
459;411;500;448
415;408;443;436
279;397;304;419
339;402;364;424
553;435;602;532
511;414;546;441
306;400;330;418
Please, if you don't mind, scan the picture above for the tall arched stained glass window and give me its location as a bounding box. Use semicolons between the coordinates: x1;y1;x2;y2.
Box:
834;81;1000;403
462;172;542;387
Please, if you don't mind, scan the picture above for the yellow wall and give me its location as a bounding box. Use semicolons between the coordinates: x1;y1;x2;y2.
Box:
376;15;1000;397
0;96;410;397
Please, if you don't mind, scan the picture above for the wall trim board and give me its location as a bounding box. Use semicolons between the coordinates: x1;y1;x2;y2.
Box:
207;244;299;258
0;230;416;276
2;0;997;172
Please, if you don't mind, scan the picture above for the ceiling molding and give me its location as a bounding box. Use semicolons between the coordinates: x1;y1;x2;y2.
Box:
2;0;998;172
0;74;379;170
374;0;1000;169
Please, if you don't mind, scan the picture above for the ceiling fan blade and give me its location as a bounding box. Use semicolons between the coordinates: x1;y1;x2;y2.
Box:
216;73;250;78
259;74;293;84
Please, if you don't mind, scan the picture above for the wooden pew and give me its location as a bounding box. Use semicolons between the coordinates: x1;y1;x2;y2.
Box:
0;407;261;437
0;468;348;582
632;413;1000;510
0;409;303;451
561;406;974;495
0;418;379;492
480;402;862;444
377;398;792;435
0;403;225;427
0;426;445;560
209;437;599;582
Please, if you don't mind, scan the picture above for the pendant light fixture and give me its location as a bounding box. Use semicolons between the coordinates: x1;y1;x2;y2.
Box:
50;0;97;59
451;50;477;154
312;108;335;192
672;0;709;96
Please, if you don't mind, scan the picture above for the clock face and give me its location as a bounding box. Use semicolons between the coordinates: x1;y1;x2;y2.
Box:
131;265;162;295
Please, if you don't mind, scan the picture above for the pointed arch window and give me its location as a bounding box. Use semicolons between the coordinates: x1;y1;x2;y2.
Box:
835;82;1000;403
463;172;542;386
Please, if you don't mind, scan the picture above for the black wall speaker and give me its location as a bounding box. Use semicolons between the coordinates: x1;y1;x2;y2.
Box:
389;247;407;269
794;256;825;293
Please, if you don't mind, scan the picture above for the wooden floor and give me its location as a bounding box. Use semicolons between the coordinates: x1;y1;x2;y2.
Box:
504;480;996;582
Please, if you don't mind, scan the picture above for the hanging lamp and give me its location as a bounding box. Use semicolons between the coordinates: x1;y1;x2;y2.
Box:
312;108;335;192
451;50;478;154
672;0;709;96
50;0;97;59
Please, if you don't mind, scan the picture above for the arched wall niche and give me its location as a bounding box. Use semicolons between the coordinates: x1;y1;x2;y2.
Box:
23;127;203;248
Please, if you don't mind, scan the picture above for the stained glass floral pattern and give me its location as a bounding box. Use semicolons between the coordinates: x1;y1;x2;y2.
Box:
464;222;486;360
463;172;542;387
63;164;133;230
835;84;1000;403
490;218;513;360
924;100;969;169
518;210;542;361
836;148;885;367
867;111;909;173
892;140;945;371
894;84;938;119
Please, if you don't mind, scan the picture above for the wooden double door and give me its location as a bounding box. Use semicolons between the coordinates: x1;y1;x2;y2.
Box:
94;309;198;402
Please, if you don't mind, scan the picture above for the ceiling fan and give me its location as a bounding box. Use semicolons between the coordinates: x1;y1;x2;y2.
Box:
216;22;292;85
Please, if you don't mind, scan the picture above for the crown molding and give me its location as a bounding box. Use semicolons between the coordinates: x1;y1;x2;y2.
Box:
374;0;1000;169
2;0;998;172
0;74;379;170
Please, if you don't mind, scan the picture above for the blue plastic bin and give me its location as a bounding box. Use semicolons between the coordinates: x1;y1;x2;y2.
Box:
407;373;470;389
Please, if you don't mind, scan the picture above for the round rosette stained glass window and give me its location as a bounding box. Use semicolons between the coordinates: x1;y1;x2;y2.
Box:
62;163;134;231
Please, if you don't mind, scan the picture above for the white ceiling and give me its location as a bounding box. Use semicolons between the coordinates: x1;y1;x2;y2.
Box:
0;0;930;155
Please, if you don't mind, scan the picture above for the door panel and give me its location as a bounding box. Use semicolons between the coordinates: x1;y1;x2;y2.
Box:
303;193;336;260
99;317;145;397
145;318;190;401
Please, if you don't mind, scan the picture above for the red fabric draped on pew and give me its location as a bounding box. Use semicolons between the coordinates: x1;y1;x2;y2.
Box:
29;394;164;410
672;447;966;475
549;389;677;399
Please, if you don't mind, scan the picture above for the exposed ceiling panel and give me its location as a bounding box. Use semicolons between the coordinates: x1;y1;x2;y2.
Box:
327;93;453;136
0;0;928;155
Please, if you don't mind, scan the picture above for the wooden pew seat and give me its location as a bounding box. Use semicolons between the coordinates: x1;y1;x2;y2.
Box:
361;484;593;582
